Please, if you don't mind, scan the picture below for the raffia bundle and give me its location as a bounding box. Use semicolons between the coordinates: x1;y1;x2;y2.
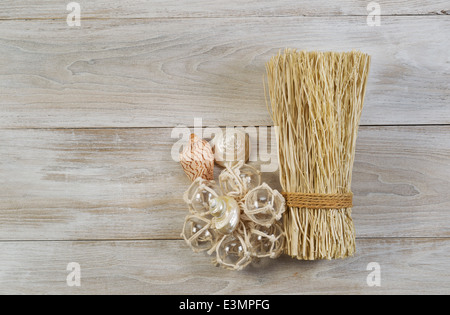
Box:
266;50;371;260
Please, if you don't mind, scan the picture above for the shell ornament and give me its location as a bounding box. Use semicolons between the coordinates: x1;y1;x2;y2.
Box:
213;129;250;167
180;134;214;181
181;162;286;271
209;196;240;235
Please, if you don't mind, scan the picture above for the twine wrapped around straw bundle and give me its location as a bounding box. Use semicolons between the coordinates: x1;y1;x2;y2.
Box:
266;50;371;260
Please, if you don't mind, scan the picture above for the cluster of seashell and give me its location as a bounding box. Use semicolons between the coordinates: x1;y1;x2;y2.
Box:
181;162;286;271
179;129;250;182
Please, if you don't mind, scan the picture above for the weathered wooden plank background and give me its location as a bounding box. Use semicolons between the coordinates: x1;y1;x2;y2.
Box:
0;1;448;19
1;17;449;127
1;239;449;295
0;0;449;295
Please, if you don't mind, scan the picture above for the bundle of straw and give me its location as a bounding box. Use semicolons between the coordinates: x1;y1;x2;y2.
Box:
266;50;371;260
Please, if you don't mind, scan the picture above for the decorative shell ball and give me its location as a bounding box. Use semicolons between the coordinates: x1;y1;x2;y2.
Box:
181;162;286;271
243;183;285;227
248;223;285;259
213;129;250;167
215;226;253;271
219;162;261;199
180;134;214;181
182;215;218;253
184;178;223;216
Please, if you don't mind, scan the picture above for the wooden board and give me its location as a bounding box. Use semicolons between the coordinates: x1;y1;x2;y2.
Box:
1;0;449;295
1;0;448;19
1;238;449;295
0;17;449;128
1;126;448;240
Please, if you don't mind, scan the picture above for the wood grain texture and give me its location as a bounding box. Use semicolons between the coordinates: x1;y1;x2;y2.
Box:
1;0;449;294
0;17;449;128
0;0;449;19
1;238;449;295
1;126;448;240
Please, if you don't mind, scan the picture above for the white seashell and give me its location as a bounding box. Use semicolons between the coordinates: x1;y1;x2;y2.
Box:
214;129;250;167
209;196;240;234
